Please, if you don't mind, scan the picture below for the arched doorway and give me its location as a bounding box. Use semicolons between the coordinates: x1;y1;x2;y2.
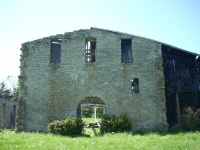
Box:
77;97;106;122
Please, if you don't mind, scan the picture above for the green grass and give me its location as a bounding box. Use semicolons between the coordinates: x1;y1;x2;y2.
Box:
82;117;102;124
0;130;200;150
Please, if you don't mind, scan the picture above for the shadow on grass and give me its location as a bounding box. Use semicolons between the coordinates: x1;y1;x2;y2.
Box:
67;134;91;138
3;128;199;138
13;128;102;138
131;128;200;136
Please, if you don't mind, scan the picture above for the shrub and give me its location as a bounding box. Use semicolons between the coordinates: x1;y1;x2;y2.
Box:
180;107;200;131
48;118;85;136
100;114;132;133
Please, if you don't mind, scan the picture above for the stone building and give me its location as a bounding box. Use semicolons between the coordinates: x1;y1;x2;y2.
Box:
16;27;200;132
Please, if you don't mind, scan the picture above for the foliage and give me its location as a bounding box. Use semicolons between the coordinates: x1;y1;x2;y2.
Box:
11;86;19;101
82;107;93;118
0;81;12;99
0;82;3;98
180;106;200;131
82;107;104;118
48;118;85;136
100;114;132;133
1;130;200;150
0;76;18;100
95;107;104;118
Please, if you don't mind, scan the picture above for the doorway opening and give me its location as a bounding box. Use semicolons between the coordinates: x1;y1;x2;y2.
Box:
77;97;106;127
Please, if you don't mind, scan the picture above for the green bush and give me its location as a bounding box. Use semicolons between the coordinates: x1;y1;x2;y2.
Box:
48;118;85;136
100;114;132;133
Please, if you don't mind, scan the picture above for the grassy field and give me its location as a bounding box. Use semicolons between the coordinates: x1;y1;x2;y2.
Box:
0;129;200;150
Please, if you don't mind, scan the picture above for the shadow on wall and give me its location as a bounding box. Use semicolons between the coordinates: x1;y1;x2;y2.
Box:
0;98;16;129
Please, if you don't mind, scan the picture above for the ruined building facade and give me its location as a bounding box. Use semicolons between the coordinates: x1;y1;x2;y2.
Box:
16;28;200;132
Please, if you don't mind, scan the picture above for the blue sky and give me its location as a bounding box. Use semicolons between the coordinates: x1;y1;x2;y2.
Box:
0;0;200;81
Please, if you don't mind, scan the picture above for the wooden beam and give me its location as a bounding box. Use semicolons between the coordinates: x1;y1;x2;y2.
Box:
176;93;180;128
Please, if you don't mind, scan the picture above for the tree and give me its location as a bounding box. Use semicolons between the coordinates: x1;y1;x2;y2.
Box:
0;76;18;99
11;86;19;101
0;81;12;99
0;82;4;98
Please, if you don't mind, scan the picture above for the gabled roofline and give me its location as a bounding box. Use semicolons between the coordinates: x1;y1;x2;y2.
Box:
91;27;199;56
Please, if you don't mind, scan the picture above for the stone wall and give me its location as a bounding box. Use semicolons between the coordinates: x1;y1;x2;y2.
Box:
0;98;16;129
17;28;168;132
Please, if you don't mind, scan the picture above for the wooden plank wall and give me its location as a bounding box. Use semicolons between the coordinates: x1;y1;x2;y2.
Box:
162;45;200;127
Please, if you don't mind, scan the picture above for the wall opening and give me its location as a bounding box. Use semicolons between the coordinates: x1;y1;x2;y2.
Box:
77;97;106;123
2;103;6;128
121;39;133;63
85;38;96;63
131;78;139;93
50;39;62;63
11;105;16;128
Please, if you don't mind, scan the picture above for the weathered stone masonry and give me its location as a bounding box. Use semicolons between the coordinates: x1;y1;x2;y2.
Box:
16;28;169;132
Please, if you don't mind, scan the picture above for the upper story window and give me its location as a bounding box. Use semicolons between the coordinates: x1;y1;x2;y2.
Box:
85;38;96;63
50;39;62;63
121;39;133;63
131;78;139;93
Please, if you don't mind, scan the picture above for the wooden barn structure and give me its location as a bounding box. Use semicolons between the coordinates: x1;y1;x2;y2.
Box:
162;45;200;127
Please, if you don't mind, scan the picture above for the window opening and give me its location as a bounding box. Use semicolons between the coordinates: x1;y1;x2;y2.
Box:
131;78;139;93
50;39;62;63
121;39;133;63
2;103;6;127
85;38;96;63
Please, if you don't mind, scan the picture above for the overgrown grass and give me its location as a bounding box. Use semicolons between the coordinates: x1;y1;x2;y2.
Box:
0;129;200;150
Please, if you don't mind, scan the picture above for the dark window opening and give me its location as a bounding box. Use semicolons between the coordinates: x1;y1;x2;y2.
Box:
50;39;62;63
2;103;6;127
121;39;133;63
85;38;96;63
131;78;139;93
